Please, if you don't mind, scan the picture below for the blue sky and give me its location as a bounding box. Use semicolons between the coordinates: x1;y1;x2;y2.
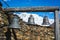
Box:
0;0;60;19
1;0;60;7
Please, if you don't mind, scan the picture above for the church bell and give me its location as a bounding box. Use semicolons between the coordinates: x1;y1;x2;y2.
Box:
28;15;35;24
9;15;21;28
42;16;50;25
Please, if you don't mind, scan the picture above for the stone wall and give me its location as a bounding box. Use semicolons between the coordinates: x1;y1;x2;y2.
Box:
0;20;55;40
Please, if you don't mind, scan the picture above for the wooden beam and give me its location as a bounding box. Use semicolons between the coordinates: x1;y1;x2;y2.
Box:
4;7;59;12
54;10;59;40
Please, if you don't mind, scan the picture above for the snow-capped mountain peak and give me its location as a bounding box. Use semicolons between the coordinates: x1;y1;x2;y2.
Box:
14;12;54;26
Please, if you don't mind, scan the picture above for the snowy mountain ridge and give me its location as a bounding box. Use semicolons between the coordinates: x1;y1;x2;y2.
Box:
14;12;54;26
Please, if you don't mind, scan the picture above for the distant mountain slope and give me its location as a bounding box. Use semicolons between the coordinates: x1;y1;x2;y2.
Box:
14;12;54;26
